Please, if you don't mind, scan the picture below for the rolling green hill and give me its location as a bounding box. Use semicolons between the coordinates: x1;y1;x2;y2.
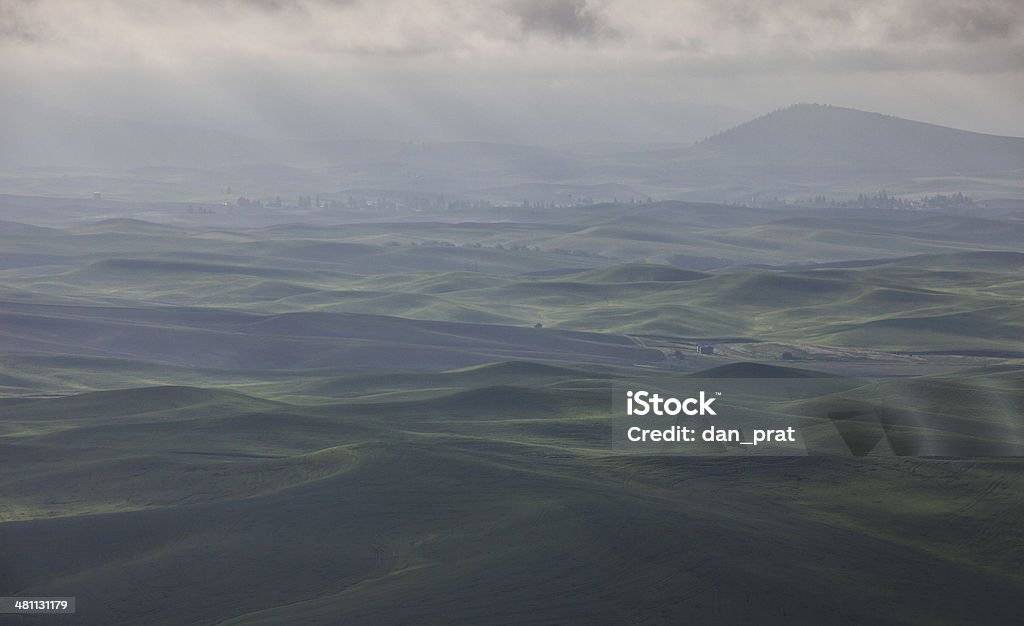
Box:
2;199;1023;624
2;361;1023;623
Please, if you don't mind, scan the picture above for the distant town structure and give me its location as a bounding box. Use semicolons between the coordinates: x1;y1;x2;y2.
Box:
696;343;715;355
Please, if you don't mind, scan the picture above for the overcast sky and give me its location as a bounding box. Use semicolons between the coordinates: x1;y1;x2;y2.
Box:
2;0;1022;142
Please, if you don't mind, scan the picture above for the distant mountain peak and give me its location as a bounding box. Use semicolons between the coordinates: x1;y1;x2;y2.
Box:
693;103;1024;176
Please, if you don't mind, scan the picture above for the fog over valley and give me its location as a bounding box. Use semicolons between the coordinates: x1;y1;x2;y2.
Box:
2;2;1024;625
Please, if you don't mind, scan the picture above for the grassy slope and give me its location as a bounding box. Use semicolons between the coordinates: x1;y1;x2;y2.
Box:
7;212;1024;353
1;367;1022;624
2;206;1024;623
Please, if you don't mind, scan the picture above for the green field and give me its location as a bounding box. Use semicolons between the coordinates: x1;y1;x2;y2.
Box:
1;198;1023;623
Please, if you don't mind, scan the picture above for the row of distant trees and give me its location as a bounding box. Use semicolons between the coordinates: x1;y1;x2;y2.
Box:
801;191;974;209
221;189;976;213
234;194;497;211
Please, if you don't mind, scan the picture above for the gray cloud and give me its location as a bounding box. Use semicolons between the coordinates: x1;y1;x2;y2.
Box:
0;0;40;43
888;1;1023;44
509;0;613;41
0;0;1020;69
1;0;1022;140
